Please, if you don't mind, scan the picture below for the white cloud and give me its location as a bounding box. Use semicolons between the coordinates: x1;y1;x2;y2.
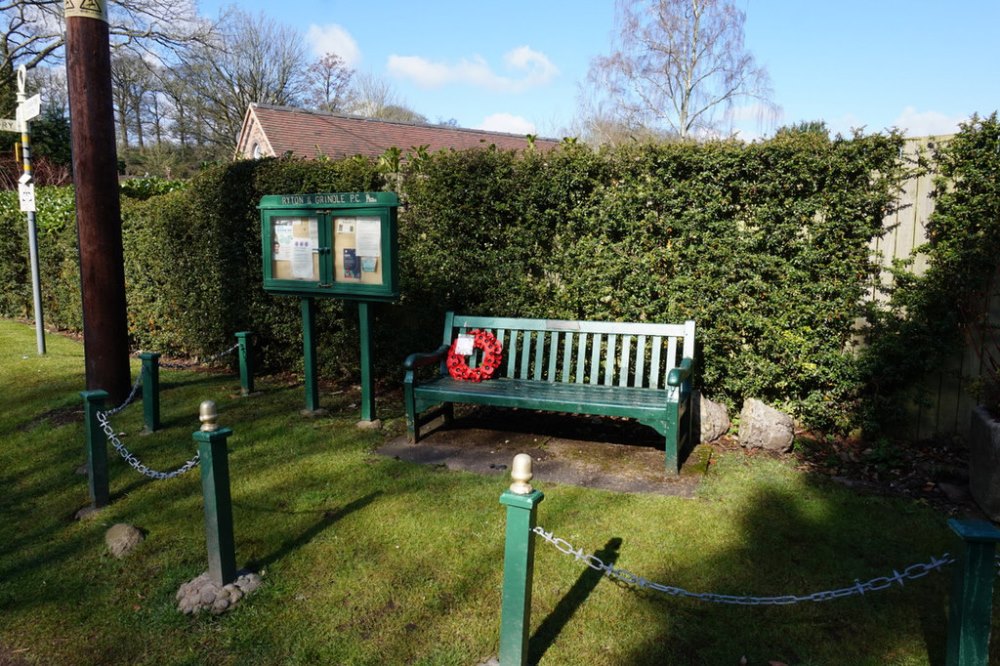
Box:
306;24;361;66
387;45;558;93
891;106;965;137
476;113;536;135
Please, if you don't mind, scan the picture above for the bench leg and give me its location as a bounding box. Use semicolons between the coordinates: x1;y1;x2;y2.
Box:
442;402;454;427
640;417;680;475
404;382;419;444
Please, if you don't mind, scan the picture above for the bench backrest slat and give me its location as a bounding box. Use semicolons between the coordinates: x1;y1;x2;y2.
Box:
604;334;616;386
561;332;574;383
665;336;678;386
589;333;602;385
575;333;588;384
650;336;662;389
532;332;545;381
619;335;632;388
447;314;694;389
635;335;647;388
519;331;531;379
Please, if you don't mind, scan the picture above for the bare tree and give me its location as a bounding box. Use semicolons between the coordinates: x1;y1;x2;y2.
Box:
111;50;154;148
183;9;309;147
306;52;354;113
0;0;213;82
348;71;425;123
586;0;776;139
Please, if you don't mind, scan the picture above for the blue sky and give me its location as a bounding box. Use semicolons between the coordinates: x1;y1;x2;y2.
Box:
198;0;1000;139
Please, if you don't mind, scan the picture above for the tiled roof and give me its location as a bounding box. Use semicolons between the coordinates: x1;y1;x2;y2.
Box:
237;104;563;160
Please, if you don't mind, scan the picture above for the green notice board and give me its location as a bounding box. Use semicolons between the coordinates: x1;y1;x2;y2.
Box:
259;192;399;301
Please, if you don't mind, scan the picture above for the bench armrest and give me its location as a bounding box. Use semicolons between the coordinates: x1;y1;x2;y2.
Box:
404;344;451;372
666;358;693;387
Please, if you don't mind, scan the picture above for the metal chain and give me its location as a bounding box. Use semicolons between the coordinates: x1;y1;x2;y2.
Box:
102;373;144;417
532;526;956;606
95;411;200;480
159;342;240;370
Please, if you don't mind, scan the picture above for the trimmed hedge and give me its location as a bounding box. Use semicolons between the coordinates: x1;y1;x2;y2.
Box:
3;128;966;434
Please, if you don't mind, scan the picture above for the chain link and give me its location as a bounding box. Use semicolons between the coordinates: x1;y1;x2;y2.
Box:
158;343;240;370
102;373;144;417
532;526;955;606
95;411;200;480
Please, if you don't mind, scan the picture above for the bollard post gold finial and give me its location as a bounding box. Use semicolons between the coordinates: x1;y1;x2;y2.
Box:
199;400;219;432
509;453;533;494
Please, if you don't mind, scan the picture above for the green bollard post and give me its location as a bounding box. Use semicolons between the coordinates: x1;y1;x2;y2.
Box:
139;352;160;432
946;518;1000;666
235;331;254;396
81;390;110;509
499;454;544;666
193;400;237;586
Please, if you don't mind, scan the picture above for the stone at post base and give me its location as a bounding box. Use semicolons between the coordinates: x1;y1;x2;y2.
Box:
738;398;794;453
176;569;263;615
105;523;144;558
356;419;382;431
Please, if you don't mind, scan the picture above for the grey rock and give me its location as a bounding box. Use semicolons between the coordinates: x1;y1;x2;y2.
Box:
105;523;144;558
695;392;730;443
738;398;794;453
356;419;383;431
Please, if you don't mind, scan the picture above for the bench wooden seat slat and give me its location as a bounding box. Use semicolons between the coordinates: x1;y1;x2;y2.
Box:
413;378;688;418
404;312;696;474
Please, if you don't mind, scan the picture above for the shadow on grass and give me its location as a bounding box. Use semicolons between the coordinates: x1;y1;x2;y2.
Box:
529;537;622;664
244;491;381;571
607;479;960;665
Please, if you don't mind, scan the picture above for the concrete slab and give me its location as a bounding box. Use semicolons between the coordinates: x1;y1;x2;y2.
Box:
377;407;710;497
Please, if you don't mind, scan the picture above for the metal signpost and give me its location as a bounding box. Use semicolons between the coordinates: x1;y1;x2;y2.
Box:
2;66;45;354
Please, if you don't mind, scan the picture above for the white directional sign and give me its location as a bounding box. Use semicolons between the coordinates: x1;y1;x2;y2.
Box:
0;118;20;133
18;181;35;212
16;94;40;123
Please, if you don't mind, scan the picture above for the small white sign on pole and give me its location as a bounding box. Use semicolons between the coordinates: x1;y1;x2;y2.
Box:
0;118;19;133
16;94;40;123
18;181;35;212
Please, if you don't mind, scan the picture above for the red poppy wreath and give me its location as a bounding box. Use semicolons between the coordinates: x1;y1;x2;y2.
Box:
446;329;503;382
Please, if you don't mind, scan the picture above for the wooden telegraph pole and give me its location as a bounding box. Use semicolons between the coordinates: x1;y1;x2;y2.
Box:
65;0;131;401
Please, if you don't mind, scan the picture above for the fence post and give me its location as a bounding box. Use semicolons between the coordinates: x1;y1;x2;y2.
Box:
193;400;237;586
499;454;544;666
139;352;160;432
946;518;1000;666
235;331;254;396
80;390;109;509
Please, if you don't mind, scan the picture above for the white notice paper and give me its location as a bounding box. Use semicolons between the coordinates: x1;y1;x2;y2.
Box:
356;217;381;257
455;334;475;356
291;238;314;279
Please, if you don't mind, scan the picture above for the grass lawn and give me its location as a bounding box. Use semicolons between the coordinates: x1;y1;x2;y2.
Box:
0;318;995;665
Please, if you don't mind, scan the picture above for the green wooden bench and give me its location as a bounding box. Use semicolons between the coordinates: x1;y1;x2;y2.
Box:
403;312;696;474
